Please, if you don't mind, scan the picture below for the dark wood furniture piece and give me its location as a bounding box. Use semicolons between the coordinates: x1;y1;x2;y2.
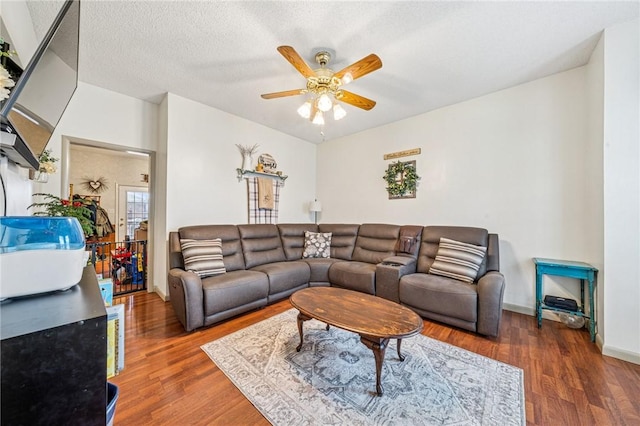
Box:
0;266;107;425
290;286;423;396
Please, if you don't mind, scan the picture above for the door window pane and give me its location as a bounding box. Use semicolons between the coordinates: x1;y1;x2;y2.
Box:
125;191;149;238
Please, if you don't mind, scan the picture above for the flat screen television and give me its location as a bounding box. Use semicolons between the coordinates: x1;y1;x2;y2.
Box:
0;0;79;170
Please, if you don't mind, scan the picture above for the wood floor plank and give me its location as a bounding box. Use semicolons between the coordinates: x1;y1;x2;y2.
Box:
109;292;640;425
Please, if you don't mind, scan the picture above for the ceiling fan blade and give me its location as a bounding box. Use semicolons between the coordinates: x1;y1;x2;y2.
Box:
334;54;382;82
261;89;305;99
337;90;376;110
277;46;315;78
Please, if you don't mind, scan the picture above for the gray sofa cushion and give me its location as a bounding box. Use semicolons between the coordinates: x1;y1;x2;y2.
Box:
251;260;310;296
352;223;400;264
318;224;359;260
178;225;246;271
202;270;269;317
304;257;345;283
399;273;478;323
329;261;377;294
239;224;287;268
277;223;319;260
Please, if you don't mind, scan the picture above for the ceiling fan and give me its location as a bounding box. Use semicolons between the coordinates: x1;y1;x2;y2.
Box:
261;46;382;124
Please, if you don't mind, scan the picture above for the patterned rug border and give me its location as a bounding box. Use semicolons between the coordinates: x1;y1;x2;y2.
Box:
201;309;526;425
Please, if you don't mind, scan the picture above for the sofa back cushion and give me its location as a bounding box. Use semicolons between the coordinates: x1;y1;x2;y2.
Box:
176;225;246;271
238;224;287;269
318;224;359;260
417;226;490;278
277;223;319;260
352;223;400;264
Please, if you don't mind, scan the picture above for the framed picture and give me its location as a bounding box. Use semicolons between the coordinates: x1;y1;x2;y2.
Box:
384;160;418;199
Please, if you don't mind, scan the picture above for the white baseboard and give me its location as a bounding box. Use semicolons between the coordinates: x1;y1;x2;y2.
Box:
602;344;640;365
153;286;169;301
503;303;534;316
503;303;563;322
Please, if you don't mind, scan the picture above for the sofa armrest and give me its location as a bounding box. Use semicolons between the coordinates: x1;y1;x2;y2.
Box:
168;268;205;332
381;255;416;266
476;271;506;337
376;257;417;303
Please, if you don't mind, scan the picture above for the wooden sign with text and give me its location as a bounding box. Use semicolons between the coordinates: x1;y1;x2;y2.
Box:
383;148;421;160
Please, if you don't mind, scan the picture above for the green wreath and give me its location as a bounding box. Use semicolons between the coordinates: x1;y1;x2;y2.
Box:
383;161;420;197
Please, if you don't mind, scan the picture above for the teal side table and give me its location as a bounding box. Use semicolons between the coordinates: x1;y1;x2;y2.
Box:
533;258;598;342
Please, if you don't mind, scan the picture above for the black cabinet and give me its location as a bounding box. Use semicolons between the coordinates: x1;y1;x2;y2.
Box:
1;266;107;425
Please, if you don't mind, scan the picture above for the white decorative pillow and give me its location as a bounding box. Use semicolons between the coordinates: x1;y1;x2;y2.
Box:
180;238;226;278
429;237;487;283
302;231;332;259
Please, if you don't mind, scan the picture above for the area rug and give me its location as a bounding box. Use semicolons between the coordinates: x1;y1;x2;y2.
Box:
201;309;525;425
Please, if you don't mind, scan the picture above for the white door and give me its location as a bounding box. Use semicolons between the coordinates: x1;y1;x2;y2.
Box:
117;185;149;242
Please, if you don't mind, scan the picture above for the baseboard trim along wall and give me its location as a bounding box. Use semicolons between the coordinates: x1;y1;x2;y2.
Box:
602;344;640;365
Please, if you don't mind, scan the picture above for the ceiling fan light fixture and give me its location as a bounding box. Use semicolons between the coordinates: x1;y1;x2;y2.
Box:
333;103;347;120
297;101;312;118
317;93;333;112
341;73;353;85
312;110;325;125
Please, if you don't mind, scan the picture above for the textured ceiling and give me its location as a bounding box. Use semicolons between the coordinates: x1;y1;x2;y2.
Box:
27;1;639;143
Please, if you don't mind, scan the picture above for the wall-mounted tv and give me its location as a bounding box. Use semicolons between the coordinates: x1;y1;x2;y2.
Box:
0;0;79;170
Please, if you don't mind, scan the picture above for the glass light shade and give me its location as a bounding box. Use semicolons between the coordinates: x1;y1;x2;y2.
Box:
297;101;312;119
333;103;347;120
341;73;353;85
317;93;333;112
312;110;325;125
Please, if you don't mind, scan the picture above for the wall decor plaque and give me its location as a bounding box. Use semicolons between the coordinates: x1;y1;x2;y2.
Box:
383;148;421;160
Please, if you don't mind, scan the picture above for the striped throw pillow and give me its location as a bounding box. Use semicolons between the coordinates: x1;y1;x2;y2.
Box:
180;238;226;278
429;237;487;283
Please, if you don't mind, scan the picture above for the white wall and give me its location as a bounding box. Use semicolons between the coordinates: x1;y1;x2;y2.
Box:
318;66;594;316
32;82;159;197
164;93;317;228
156;93;317;297
602;19;640;363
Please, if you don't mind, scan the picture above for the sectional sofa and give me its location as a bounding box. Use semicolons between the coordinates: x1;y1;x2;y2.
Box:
168;223;505;336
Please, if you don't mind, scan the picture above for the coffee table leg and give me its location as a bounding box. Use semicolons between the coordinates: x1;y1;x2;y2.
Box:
360;336;389;396
296;312;311;352
397;338;405;361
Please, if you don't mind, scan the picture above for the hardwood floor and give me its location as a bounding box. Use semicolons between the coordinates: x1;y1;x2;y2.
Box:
110;291;640;425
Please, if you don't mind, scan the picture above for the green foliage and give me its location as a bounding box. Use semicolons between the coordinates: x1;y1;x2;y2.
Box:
38;149;59;164
29;193;95;236
383;161;420;197
0;37;17;58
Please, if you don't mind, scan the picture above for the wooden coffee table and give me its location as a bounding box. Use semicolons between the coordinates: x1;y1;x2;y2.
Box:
289;286;423;396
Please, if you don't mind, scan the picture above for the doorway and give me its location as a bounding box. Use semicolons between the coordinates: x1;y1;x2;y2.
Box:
64;140;153;295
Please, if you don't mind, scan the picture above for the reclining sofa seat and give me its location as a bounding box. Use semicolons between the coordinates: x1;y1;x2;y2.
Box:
329;223;401;294
168;225;269;331
238;224;310;303
398;226;505;337
277;223;359;286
